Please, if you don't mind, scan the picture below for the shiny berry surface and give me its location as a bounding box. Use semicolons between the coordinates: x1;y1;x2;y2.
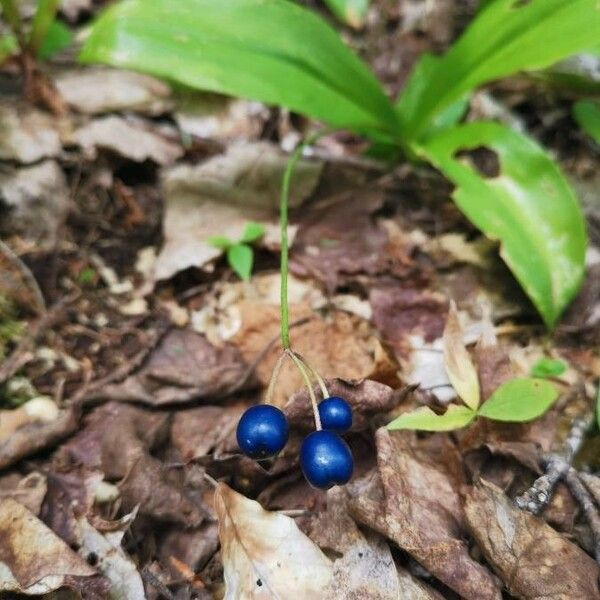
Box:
318;396;353;433
300;430;353;489
236;405;289;459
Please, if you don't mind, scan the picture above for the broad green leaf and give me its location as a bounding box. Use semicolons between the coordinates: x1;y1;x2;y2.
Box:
477;377;558;422
240;222;265;244
227;243;254;280
207;236;233;250
443;302;480;410
573;101;600;145
396;0;600;139
80;0;398;139
530;357;566;378
323;0;369;29
421;121;586;328
387;405;476;432
39;20;73;59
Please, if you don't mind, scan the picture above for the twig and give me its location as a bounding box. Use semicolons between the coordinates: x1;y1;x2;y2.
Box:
515;412;593;513
565;468;600;562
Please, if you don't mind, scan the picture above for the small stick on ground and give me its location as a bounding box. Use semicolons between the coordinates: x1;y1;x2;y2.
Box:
565;468;600;562
515;412;593;513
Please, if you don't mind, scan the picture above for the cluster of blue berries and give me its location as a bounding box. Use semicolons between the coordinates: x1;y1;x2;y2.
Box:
236;396;354;489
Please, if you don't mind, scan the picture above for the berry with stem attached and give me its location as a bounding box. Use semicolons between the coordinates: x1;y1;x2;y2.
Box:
318;396;352;433
300;430;354;489
236;405;289;459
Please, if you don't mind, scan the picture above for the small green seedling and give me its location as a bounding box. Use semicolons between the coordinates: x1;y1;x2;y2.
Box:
207;222;265;281
530;357;567;378
0;0;73;64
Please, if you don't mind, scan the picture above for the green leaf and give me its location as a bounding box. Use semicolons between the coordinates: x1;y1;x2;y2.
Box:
573;100;600;145
530;357;566;378
240;222;265;244
227;243;254;280
206;236;234;250
80;0;398;139
29;0;60;55
397;0;600;139
0;34;18;64
38;20;73;59
477;377;558;422
322;0;369;29
387;405;476;432
420;121;587;328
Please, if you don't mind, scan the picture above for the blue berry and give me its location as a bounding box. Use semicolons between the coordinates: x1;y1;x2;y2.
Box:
300;430;353;489
236;405;289;459
318;396;352;433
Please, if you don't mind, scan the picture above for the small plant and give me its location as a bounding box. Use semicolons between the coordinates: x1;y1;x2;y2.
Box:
0;0;72;64
207;221;265;281
80;0;598;328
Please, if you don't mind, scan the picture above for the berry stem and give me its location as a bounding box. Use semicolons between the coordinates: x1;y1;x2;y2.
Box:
293;351;329;398
287;349;322;430
264;350;287;406
279;130;328;350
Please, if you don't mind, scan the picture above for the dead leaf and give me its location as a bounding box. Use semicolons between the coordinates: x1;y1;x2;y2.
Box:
0;498;95;594
474;332;515;402
0;407;78;471
154;141;322;281
0;102;61;163
215;483;333;599
56;67;173;115
0;471;47;514
290;190;391;291
234;304;378;407
348;429;501;600
443;302;480;409
77;516;146;600
0;160;69;246
284;378;400;430
74;115;183;165
465;481;600;599
86;329;248;406
310;487;443;599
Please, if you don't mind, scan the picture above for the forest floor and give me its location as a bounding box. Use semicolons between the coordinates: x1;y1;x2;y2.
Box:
0;1;599;599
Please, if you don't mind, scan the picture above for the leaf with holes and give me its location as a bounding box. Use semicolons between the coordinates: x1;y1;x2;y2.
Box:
573;101;600;145
387;405;476;432
397;0;600;139
477;377;558;422
421;121;586;328
79;0;398;139
215;483;332;599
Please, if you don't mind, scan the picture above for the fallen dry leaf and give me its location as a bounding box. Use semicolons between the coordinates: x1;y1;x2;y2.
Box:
0;102;61;163
0;498;95;594
215;482;332;599
86;328;248;406
56;67;173;115
290;190;391;292
442;302;480;410
0;160;69;245
77;515;146;600
0;471;47;515
154;141;322;281
0;407;78;471
348;429;501;600
74;115;183;165
284;378;400;430
465;481;600;599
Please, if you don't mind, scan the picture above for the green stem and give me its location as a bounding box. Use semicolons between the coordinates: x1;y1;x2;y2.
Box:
293;351;329;398
279;130;328;350
287;349;321;430
29;0;60;56
263;351;287;406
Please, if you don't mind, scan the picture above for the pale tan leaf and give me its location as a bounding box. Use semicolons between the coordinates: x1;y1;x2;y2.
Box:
443;301;480;409
215;483;332;599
